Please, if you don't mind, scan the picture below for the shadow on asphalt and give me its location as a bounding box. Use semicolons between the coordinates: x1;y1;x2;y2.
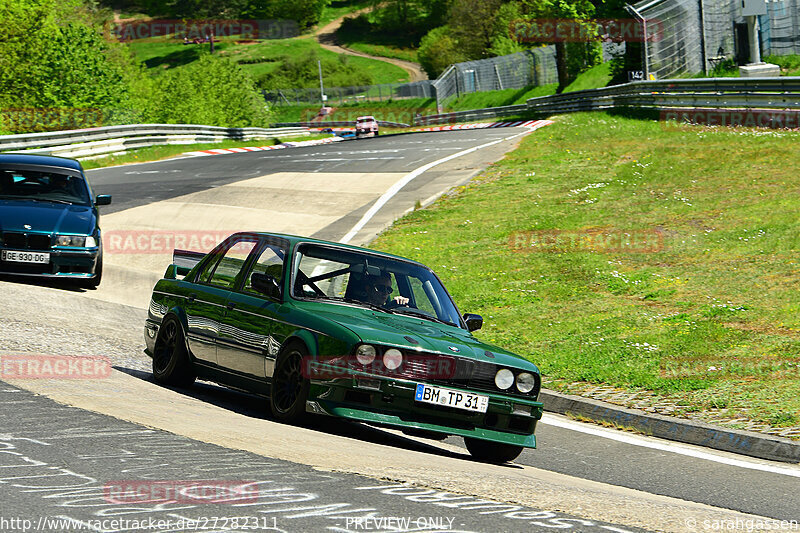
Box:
0;274;93;293
114;365;524;468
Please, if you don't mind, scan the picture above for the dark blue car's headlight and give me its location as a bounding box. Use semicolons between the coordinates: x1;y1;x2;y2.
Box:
55;235;96;247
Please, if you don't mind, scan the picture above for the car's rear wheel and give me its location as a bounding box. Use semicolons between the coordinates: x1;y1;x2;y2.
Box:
464;437;523;464
270;342;309;423
152;317;196;386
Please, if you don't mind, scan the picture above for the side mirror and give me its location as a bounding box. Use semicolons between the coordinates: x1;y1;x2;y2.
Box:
95;195;112;206
463;313;483;332
251;272;282;300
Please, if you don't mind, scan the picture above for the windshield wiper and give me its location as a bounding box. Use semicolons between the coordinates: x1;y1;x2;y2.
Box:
35;198;74;205
320;296;396;314
2;196;74;205
391;307;455;326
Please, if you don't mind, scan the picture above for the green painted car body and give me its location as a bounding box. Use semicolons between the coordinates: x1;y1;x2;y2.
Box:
145;232;543;461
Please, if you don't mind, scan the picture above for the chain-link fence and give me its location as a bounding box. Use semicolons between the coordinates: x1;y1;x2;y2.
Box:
432;47;559;108
702;0;738;67
632;0;704;79
632;0;800;79
263;80;435;106
761;0;800;56
264;47;559;109
265;42;635;110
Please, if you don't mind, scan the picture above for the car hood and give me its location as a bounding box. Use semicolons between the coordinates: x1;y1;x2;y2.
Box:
301;301;536;369
0;199;95;235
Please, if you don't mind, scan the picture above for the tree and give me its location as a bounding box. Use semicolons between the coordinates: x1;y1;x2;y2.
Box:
448;0;504;60
417;26;468;78
518;0;600;92
0;0;138;132
151;54;271;127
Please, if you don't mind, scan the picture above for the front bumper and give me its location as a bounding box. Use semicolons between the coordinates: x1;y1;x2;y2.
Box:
306;374;543;448
144;319;160;357
0;247;99;278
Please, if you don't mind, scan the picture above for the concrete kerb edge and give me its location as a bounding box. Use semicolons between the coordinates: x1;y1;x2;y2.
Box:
539;389;800;464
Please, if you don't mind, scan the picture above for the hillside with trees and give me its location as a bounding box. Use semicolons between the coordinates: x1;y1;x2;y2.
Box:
1;0;632;134
340;0;631;91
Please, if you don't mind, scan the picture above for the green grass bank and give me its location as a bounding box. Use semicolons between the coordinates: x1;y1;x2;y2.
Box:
372;112;800;434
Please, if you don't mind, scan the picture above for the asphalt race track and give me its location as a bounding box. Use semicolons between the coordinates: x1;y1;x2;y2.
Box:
2;128;798;533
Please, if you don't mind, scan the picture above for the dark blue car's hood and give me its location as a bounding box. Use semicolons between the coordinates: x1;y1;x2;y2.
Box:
0;199;96;235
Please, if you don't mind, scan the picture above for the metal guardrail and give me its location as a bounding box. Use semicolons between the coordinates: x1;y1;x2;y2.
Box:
525;77;800;115
0;124;309;159
3;77;798;159
415;77;800;127
415;104;529;126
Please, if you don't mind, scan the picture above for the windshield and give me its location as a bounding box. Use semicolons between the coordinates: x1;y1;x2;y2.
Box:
292;243;463;328
0;167;90;205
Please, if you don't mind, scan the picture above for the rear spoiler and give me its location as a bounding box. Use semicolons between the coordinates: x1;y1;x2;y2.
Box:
164;249;206;279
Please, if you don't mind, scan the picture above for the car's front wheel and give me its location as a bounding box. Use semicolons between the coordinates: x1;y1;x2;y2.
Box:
152;317;196;386
270;342;310;423
464;437;523;464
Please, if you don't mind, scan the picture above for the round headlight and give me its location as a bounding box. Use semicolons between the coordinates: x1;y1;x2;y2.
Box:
383;348;403;370
494;368;514;390
356;344;376;365
516;372;536;393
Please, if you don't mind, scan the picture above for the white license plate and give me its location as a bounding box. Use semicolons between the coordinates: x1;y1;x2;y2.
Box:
415;383;489;413
2;250;50;264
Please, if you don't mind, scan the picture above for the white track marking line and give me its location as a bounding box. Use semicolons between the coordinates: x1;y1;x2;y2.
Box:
541;414;800;478
339;126;539;244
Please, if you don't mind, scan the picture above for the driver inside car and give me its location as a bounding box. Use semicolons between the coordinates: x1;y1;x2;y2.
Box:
362;272;409;308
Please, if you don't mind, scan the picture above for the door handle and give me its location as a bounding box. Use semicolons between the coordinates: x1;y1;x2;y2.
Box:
226;302;236;310
187;293;196;303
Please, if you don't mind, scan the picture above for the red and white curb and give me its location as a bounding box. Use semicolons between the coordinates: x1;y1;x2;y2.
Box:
412;119;553;132
182;136;343;157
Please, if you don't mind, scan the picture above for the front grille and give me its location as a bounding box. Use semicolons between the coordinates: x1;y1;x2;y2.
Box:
467;360;497;390
394;353;456;381
2;232;51;250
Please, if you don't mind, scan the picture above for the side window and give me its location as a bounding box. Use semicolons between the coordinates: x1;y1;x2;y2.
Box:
198;238;258;289
243;244;286;294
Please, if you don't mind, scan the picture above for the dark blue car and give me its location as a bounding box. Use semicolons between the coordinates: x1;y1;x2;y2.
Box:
0;154;111;287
